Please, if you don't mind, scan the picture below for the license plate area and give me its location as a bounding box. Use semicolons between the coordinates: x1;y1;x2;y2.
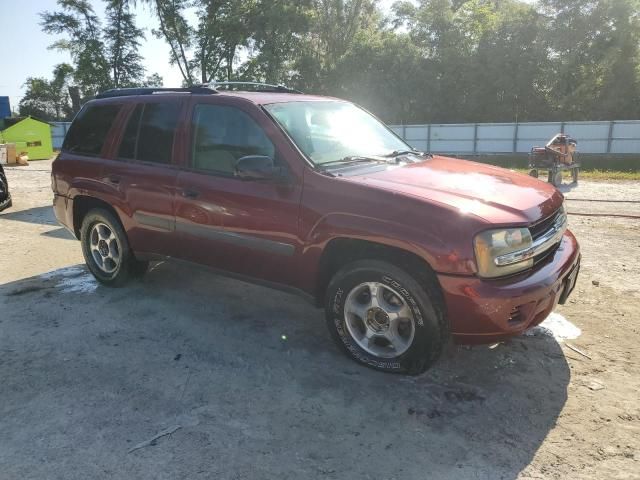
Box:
558;258;580;305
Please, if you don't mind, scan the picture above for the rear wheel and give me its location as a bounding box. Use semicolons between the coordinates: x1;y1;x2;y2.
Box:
325;260;447;375
80;208;148;286
528;169;538;178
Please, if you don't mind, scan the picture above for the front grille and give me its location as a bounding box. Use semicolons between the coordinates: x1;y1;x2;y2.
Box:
530;208;561;241
529;207;565;265
532;242;560;266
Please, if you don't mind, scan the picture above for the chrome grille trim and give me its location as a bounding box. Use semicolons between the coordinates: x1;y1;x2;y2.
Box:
495;209;567;266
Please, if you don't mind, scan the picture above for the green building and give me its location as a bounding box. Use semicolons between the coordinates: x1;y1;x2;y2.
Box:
0;116;54;160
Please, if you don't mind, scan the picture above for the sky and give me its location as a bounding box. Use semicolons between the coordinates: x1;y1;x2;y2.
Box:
1;0;180;110
0;0;417;111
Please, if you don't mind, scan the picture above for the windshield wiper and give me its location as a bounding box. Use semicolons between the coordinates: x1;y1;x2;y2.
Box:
319;156;383;168
383;149;431;158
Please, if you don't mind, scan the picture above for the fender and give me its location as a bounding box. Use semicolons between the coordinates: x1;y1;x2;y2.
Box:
67;178;135;232
295;211;476;295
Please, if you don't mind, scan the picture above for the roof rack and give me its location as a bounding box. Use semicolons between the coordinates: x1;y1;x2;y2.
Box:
95;86;216;99
204;81;302;94
94;81;301;100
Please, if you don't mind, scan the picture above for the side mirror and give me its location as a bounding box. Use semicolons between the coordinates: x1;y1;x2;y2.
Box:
235;155;284;181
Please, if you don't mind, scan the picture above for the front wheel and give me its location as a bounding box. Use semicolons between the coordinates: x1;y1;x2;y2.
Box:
80;208;148;286
325;260;447;375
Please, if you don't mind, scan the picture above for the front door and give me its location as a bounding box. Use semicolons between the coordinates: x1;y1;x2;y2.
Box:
174;101;303;287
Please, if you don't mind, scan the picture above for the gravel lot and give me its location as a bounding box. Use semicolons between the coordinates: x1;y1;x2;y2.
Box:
1;160;639;479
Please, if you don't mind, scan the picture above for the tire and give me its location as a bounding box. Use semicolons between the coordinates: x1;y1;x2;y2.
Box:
553;170;563;186
528;169;538;178
80;208;148;286
0;166;11;212
325;259;447;375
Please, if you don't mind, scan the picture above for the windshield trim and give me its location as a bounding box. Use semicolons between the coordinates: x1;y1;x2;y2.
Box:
262;100;415;171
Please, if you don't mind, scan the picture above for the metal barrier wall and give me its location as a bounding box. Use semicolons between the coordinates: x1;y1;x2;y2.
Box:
389;120;640;155
51;122;71;149
52;120;640;154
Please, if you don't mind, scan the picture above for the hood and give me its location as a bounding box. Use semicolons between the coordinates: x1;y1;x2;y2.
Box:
342;155;563;225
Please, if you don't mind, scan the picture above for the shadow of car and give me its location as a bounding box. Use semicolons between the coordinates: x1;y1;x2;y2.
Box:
0;261;570;479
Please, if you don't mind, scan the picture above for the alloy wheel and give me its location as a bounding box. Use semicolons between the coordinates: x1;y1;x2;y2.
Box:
343;281;416;358
89;222;121;274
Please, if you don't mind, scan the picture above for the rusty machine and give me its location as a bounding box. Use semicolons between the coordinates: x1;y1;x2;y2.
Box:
528;133;579;187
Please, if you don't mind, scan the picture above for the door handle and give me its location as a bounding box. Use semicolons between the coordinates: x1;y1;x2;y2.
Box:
181;188;200;199
107;174;121;185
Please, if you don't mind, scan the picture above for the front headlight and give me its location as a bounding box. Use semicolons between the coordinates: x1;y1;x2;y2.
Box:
474;227;533;278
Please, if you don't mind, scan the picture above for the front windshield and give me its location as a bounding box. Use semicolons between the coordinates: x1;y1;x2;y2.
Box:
264;101;411;165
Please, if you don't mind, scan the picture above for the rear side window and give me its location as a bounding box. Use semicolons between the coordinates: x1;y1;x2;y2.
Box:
118;102;179;164
63;104;121;156
118;105;143;159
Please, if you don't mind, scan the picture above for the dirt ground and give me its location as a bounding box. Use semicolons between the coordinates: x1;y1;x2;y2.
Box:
1;159;638;479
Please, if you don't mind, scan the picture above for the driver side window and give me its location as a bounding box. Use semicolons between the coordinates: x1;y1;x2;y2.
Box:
191;104;275;175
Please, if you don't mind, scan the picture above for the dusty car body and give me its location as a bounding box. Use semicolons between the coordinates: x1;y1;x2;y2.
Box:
51;85;580;374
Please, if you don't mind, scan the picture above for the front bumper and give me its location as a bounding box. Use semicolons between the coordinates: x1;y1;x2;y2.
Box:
438;230;580;344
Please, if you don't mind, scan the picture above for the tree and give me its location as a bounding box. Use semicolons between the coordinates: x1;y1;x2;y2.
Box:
40;0;159;100
41;0;111;97
150;0;195;84
147;0;257;85
19;64;74;121
541;0;640;120
104;0;146;87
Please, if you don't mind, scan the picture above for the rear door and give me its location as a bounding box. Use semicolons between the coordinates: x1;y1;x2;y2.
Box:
173;98;304;287
101;98;184;258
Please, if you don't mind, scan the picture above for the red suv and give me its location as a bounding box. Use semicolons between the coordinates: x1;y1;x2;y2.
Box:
52;83;580;374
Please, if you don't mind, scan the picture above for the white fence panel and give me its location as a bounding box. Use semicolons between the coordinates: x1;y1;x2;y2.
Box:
612;121;640;138
563;121;609;138
612;139;640;154
390;120;640;155
51;119;639;155
51;122;71;149
477;140;513;153
430;124;474;140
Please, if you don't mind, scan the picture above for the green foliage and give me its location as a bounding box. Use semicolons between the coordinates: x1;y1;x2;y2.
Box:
540;0;640;120
104;0;146;88
33;0;640;123
41;0;111;97
19;64;75;121
39;0;161;101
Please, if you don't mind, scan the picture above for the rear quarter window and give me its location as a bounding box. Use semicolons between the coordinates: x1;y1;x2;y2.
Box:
62;104;122;156
117;102;179;164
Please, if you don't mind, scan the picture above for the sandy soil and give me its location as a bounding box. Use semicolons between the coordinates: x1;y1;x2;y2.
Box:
1;160;638;479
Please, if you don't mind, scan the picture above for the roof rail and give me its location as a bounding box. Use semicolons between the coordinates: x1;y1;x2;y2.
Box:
204;81;302;94
95;86;217;99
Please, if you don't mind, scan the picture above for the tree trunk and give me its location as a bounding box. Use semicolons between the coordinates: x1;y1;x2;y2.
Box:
68;86;81;114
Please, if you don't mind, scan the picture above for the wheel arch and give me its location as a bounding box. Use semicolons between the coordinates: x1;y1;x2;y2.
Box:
314;237;445;310
72;195;124;239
